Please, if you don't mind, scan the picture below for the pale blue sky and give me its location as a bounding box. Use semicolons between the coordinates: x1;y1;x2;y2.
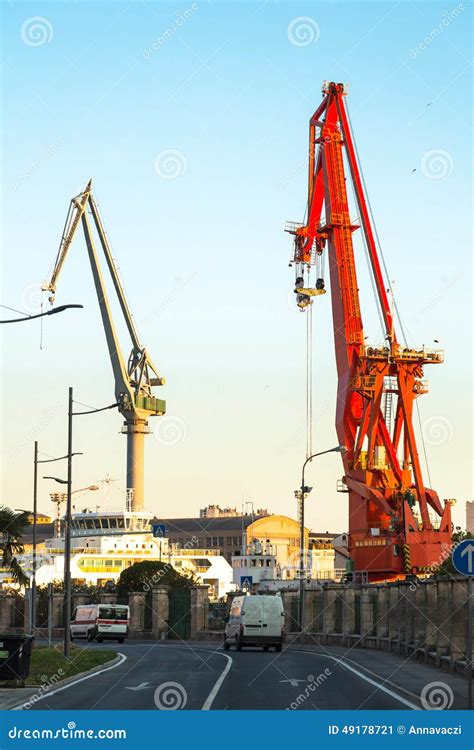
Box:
1;0;472;531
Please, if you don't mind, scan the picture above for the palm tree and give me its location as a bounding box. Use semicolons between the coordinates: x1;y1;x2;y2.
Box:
0;506;30;586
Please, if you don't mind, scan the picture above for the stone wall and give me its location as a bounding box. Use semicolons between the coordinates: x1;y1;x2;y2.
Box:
0;585;211;642
281;577;472;672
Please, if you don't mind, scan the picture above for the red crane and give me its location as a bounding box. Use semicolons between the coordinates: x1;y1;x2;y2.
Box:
287;82;452;582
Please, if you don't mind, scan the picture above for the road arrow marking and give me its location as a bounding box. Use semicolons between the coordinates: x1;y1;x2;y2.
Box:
279;678;307;686
460;543;474;573
125;682;152;691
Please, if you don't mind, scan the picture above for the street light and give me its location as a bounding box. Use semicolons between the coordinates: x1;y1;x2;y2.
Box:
0;304;83;324
298;445;346;635
44;425;99;660
24;445;84;634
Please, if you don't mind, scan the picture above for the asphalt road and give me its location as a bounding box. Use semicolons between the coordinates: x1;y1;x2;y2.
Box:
14;641;469;711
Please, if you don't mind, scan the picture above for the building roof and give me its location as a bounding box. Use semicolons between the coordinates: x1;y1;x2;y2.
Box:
151;515;266;534
22;523;56;545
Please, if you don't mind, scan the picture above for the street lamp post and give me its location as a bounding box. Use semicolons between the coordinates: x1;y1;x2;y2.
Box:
31;442;38;633
64;386;73;659
44;388;117;656
27;446;83;633
298;445;346;635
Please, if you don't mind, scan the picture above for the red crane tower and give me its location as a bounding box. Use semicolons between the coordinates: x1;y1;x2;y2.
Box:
286;82;452;582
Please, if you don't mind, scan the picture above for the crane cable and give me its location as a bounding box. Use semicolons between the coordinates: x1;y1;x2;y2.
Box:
306;303;313;459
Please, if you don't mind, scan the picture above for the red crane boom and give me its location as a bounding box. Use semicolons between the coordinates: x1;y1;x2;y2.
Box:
287;82;452;582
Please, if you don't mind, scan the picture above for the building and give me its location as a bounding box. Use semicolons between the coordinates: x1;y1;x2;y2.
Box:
151;513;268;563
231;515;340;590
199;504;268;519
467;501;474;534
245;515;305;576
200;505;239;518
3;506;234;601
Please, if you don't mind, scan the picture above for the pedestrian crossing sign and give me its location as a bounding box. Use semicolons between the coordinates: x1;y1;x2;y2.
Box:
240;576;253;589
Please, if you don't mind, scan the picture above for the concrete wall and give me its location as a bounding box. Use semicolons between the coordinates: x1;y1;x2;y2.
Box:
281;577;472;673
0;585;211;641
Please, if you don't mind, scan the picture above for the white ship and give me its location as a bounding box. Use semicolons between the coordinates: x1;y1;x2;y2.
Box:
3;501;234;601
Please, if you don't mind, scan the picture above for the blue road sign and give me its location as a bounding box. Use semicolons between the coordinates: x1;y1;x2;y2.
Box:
240;576;253;588
452;539;474;576
152;524;166;538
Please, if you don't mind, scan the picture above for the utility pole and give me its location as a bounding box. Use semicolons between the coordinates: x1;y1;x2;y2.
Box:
298;483;306;635
298;446;346;634
31;441;38;633
63;387;73;658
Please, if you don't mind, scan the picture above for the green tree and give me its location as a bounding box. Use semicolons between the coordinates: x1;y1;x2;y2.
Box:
116;560;196;602
0;506;30;586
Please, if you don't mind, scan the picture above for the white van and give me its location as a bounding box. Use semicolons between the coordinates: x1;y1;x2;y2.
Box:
224;594;285;651
70;604;130;643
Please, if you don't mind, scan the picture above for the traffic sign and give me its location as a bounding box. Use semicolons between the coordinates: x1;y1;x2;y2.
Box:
240;576;253;589
452;539;474;576
152;524;166;538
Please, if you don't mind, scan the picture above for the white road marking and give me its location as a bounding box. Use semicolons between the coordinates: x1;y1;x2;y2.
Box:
201;651;233;710
295;649;420;710
125;681;151;691
154;643;233;711
12;653;128;710
279;678;307;686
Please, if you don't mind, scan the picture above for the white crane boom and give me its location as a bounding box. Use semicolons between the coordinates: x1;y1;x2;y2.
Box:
42;180;166;511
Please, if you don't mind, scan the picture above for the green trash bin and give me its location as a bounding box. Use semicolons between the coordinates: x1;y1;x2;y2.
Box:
0;634;34;686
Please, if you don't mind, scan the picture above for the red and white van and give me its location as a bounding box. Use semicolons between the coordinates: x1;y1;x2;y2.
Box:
70;604;130;643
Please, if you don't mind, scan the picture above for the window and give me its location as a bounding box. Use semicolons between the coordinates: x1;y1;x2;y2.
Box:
218;537;224;547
